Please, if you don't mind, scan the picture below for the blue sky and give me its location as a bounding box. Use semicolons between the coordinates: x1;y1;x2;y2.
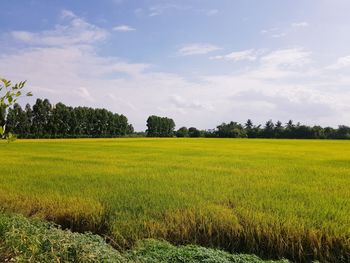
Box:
1;0;350;130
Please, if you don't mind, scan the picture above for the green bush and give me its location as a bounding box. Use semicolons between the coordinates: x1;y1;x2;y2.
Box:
126;239;289;263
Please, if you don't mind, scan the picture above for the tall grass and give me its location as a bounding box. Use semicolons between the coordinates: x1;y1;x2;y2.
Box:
0;138;349;262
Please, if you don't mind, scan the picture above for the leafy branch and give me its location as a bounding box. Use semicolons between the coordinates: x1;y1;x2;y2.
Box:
0;78;32;143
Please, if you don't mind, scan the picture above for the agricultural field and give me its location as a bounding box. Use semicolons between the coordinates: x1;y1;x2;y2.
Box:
0;138;349;262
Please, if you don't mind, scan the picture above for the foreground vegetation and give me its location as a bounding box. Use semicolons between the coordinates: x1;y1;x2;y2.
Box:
0;213;287;262
0;138;349;262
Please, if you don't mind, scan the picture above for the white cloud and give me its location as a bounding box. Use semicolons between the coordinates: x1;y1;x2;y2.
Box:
291;22;309;28
210;49;257;62
243;48;313;80
260;27;278;35
233;90;334;120
260;27;287;38
112;25;136;32
261;22;308;40
76;87;95;102
148;4;190;17
206;9;219;16
11;10;107;46
177;43;221;56
11;31;33;42
271;33;287;38
61;9;76;19
169;95;212;111
327;55;350;70
260;48;311;68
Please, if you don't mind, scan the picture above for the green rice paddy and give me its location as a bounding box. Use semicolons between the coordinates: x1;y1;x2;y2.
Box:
0;138;349;262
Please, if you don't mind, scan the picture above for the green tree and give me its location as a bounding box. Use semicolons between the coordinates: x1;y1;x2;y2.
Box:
324;127;336;139
245;119;254;138
32;99;51;138
336;125;350;139
23;104;33;138
245;119;253;130
146;115;159;137
274;121;284;138
50;103;70;137
188;127;201;137
176;127;189;137
147;115;175;137
216;122;246;138
6;103;28;137
263;120;275;138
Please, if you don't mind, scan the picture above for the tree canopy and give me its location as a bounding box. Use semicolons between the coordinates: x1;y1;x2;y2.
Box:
146;115;175;137
5;99;133;138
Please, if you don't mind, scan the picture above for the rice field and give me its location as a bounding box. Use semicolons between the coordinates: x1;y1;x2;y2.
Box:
0;138;349;262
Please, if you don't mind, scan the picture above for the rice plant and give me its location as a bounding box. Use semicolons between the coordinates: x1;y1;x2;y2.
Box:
0;138;349;262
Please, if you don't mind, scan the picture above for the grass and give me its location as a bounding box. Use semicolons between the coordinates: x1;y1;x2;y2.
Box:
0;138;349;262
0;212;288;262
0;212;124;262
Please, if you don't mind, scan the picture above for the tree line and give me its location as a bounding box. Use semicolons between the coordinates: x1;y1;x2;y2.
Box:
2;98;350;140
147;117;350;139
2;99;133;138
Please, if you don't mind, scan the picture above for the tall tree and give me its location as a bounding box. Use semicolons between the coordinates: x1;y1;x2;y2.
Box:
245;119;255;138
6;103;28;137
274;121;284;138
23;104;33;138
263;120;275;138
147;115;175;137
245;119;253;130
32;99;47;137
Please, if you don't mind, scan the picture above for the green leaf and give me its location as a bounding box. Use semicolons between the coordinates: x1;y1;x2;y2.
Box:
1;79;11;88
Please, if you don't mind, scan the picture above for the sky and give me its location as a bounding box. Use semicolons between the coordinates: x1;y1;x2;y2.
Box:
1;0;350;131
